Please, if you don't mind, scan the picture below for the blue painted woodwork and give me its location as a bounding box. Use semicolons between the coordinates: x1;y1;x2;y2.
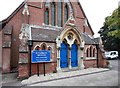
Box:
60;42;68;68
71;43;78;67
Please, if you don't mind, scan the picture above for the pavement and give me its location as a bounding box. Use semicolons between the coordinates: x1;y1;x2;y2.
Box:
0;70;2;88
21;68;110;86
2;73;18;84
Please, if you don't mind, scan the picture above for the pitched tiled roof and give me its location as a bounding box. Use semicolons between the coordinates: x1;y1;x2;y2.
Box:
93;37;100;44
31;28;96;44
81;33;96;44
31;27;60;42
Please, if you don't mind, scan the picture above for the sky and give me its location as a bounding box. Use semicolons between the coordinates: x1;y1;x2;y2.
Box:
80;0;119;37
0;0;119;37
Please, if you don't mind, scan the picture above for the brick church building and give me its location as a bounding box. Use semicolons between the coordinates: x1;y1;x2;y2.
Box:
0;0;107;78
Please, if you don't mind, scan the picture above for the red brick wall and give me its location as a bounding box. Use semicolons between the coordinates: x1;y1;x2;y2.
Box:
31;62;56;75
84;45;97;58
6;8;23;68
27;2;42;7
83;44;97;68
31;42;57;74
29;6;44;25
74;1;94;35
18;62;57;78
18;41;57;78
2;48;11;73
18;64;29;78
84;59;97;68
98;49;107;68
2;1;95;74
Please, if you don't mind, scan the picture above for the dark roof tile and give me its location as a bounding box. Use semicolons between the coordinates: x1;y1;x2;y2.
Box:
31;27;60;42
93;37;100;44
81;33;96;44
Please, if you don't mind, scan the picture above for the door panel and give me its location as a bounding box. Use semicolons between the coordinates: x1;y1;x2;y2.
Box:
60;42;68;68
71;43;78;67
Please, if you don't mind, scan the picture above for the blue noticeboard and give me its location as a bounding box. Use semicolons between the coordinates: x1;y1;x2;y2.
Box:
32;50;50;63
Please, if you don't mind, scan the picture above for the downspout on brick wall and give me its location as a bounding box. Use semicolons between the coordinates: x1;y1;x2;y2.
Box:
96;44;99;68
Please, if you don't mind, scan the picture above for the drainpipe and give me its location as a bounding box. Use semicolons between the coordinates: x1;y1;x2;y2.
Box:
96;44;99;68
27;11;32;76
27;6;31;76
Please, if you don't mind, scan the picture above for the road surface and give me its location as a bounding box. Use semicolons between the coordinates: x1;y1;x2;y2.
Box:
28;60;119;86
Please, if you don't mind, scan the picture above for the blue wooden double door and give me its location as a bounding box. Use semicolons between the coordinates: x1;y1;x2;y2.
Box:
60;42;78;68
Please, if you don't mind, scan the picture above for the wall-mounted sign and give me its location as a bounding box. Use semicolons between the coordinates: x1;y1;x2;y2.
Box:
32;50;50;63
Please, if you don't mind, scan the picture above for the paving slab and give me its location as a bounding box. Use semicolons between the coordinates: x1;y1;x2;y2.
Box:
21;68;110;86
2;73;18;84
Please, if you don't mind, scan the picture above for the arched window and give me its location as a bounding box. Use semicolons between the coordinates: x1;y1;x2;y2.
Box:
58;1;62;27
64;4;69;23
44;8;49;25
48;46;52;54
90;46;92;57
48;46;52;61
48;46;52;51
93;48;95;57
86;48;89;57
51;2;56;26
35;46;40;50
41;43;47;50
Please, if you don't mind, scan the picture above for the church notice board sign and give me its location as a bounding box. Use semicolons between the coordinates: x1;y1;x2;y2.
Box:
32;50;50;63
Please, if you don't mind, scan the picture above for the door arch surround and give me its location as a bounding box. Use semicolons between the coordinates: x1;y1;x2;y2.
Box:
58;27;83;69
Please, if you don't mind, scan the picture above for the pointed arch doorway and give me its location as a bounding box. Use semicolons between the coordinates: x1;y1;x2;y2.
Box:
56;26;84;71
